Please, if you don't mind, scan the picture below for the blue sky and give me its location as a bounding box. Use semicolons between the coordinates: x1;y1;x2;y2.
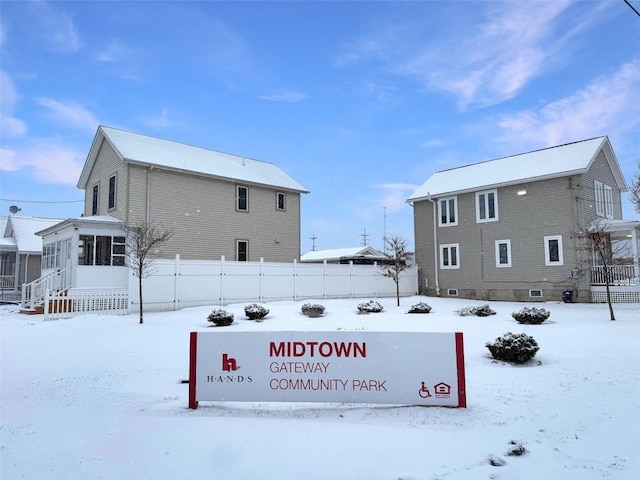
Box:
1;0;639;254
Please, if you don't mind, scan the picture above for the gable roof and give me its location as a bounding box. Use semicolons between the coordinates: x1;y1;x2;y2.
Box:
407;136;627;202
2;216;64;254
77;126;309;193
301;246;386;262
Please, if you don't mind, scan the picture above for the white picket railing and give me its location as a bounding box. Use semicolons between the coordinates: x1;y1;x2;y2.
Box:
21;266;71;310
44;288;129;321
1;275;15;290
590;265;637;286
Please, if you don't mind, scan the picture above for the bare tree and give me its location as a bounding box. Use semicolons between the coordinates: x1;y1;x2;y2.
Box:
125;219;174;324
631;159;640;214
378;236;413;306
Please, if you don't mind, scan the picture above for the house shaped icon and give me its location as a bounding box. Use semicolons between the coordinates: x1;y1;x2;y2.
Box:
434;382;451;395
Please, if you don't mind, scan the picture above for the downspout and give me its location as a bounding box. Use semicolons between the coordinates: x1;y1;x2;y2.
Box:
427;194;441;296
146;166;152;223
24;253;29;285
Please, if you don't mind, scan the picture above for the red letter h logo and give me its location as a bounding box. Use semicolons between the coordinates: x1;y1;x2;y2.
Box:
222;353;238;372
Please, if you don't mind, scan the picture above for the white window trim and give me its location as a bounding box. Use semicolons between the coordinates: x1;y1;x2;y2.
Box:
108;174;117;210
476;189;498;223
276;191;286;211
91;183;99;216
604;184;613;219
594;180;604;217
236;239;248;262
495;239;512;268
440;243;460;269
438;196;458;227
544;235;564;266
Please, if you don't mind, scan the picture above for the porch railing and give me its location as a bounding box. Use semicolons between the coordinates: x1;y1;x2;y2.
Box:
21;266;71;310
44;288;129;321
0;275;15;290
590;265;637;286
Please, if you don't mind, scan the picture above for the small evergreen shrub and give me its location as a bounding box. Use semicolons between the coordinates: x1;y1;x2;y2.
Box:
506;440;527;456
301;303;325;317
244;303;269;321
207;308;234;327
457;304;496;317
357;300;384;314
407;302;432;314
512;307;550;324
486;332;540;364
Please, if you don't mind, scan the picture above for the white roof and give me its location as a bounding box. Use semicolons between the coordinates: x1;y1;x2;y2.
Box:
35;215;125;237
3;216;64;254
408;136;626;201
301;246;385;262
78;126;309;193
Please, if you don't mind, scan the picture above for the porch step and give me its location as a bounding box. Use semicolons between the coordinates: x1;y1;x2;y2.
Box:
20;306;44;315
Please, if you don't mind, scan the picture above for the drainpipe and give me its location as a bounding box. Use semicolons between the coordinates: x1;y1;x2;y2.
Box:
427;194;441;296
146;166;152;223
24;253;30;285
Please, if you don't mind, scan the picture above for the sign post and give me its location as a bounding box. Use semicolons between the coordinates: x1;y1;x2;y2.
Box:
189;331;466;408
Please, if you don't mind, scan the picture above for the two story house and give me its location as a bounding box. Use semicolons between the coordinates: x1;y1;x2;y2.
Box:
24;126;308;310
407;136;639;303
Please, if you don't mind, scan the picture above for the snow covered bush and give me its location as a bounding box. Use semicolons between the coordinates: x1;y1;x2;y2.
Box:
357;300;384;314
207;308;234;327
486;332;540;364
512;307;550;324
407;302;432;314
301;303;325;317
244;303;269;321
457;304;496;317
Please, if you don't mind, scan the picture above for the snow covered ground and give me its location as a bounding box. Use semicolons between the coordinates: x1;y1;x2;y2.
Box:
1;296;639;480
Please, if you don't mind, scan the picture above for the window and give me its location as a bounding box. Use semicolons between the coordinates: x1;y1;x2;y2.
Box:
476;189;498;222
438;197;458;226
91;184;99;215
236;240;248;261
544;235;564;266
78;234;126;266
447;289;459;296
440;243;460;269
495;239;511;267
276;192;286;211
594;181;614;219
108;175;117;210
237;186;248;211
42;241;63;270
529;289;543;298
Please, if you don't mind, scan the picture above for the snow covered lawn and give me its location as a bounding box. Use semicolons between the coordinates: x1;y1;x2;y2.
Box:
1;297;639;480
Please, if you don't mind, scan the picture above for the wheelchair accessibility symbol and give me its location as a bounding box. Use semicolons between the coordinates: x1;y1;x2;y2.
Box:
418;381;432;398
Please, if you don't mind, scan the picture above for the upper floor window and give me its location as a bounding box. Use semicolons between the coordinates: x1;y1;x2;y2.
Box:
91;184;99;215
594;180;613;219
495;239;512;268
108;175;117;210
440;243;460;269
237;186;248;211
544;235;563;266
476;189;498;223
236;240;248;261
276;192;286;211
439;196;458;227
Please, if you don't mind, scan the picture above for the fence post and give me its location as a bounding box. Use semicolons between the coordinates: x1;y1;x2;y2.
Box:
323;260;327;299
219;255;225;306
293;259;297;301
174;254;180;311
44;289;50;320
259;257;264;302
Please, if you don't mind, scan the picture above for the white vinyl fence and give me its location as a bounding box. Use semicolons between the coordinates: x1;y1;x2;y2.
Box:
129;256;419;313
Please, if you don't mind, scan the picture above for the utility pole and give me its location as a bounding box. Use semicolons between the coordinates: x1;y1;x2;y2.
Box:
361;228;369;246
383;206;387;254
310;234;318;251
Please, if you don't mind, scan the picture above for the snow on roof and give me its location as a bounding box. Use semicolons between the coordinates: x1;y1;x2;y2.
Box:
79;126;309;193
408;136;613;201
301;246;385;262
4;216;65;254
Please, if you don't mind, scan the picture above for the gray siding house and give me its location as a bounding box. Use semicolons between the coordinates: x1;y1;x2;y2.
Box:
77;126;309;263
407;136;639;303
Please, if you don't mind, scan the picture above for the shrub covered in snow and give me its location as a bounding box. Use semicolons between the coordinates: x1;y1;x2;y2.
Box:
457;304;496;317
244;303;269;321
486;332;540;364
357;300;384;314
407;302;432;314
207;308;234;327
512;307;550;324
301;303;325;317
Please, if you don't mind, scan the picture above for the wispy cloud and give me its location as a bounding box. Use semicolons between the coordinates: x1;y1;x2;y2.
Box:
336;1;614;109
496;58;640;150
259;91;308;102
372;183;419;212
29;1;81;53
94;39;143;81
0;142;83;185
33;97;99;132
0;72;27;137
141;108;174;129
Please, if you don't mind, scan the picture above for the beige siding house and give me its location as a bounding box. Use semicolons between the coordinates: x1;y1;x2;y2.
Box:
77;126;309;263
407;136;639;303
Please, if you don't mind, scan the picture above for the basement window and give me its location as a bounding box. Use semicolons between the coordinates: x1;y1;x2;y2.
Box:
529;289;543;298
447;289;459;296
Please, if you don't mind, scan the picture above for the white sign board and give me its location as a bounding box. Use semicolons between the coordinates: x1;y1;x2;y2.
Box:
188;331;466;408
